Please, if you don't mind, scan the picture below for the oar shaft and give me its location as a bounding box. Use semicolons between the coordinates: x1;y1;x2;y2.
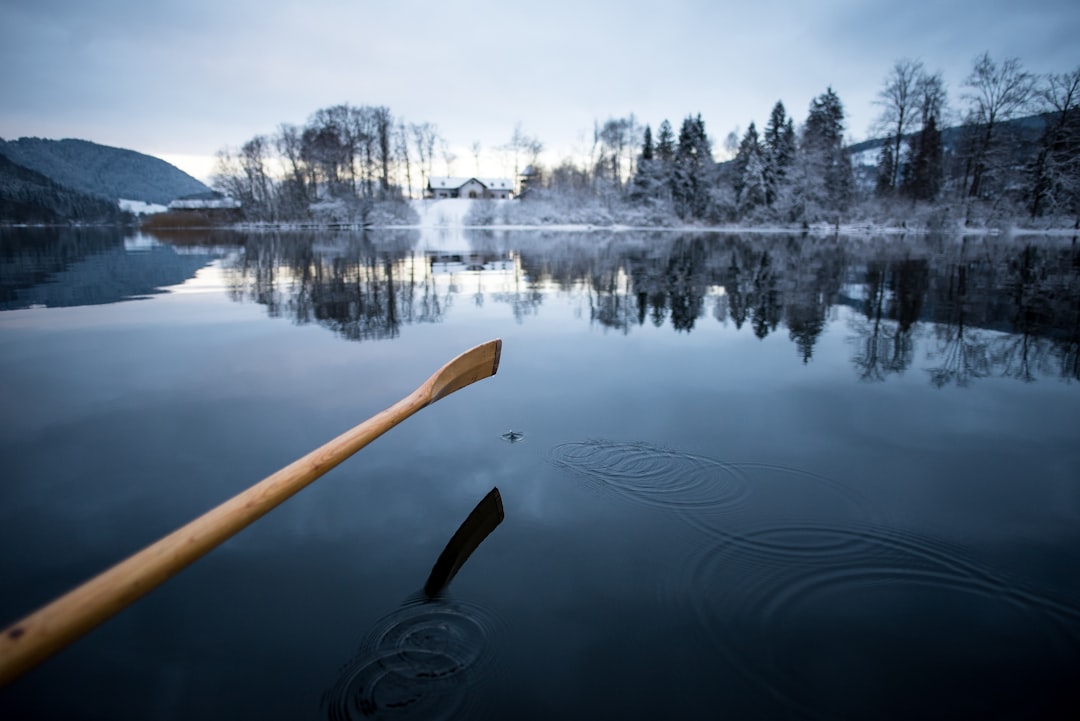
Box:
0;339;501;686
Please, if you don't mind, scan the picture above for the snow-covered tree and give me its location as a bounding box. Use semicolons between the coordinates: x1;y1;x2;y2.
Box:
1028;67;1080;220
733;123;767;213
798;87;855;219
671;114;714;219
763;101;796;208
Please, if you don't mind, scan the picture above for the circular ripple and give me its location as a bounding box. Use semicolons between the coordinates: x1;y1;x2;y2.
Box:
550;441;875;540
549;440;752;513
325;598;499;720
665;523;1080;720
325;648;467;721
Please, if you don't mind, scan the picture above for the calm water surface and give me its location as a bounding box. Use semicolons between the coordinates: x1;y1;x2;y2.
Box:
1;227;1078;720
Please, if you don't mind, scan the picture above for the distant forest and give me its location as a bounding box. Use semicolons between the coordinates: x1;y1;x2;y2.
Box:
0;153;126;225
214;52;1079;230
0;138;210;224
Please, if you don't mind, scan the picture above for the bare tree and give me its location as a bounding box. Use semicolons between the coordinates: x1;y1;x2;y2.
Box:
875;59;925;191
961;52;1037;199
395;122;414;199
410;122;438;195
274;123;309;212
372;106;393;196
470;140;482;175
503;123;543;194
1029;67;1080;220
440;138;457;176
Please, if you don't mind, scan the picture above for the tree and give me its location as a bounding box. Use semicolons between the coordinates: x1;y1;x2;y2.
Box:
733;123;766;212
876;144;896;197
655;120;675;164
503;123;543;195
274;123;310;214
901;114;944;201
763;101;796;207
875;59;925;192
671;114;713;219
396;122;414;199
1029;67;1080;220
641;125;654;162
799;87;854;218
410;122;438;195
470;140;482;175
961;52;1037;199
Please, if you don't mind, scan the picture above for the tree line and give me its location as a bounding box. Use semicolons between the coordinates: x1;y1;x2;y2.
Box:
213;52;1079;229
512;52;1077;228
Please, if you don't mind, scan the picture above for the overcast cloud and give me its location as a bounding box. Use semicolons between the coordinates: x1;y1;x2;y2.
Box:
1;0;1077;181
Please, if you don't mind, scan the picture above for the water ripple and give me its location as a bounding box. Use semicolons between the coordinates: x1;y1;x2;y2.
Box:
666;524;1080;720
549;440;752;513
324;598;499;720
549;440;874;534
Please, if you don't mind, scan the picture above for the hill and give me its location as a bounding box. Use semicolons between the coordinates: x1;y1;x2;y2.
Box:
0;153;126;224
0;137;210;206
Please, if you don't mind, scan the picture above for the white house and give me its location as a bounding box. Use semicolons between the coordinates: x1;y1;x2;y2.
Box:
427;177;514;200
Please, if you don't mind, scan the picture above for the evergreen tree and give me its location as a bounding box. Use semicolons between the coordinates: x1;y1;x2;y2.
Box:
763;102;796;207
630;124;659;201
1028;67;1080;219
733;123;766;213
876;144;895;197
800;87;855;217
671;114;713;219
902;115;944;201
641;124;654;162
655;120;676;163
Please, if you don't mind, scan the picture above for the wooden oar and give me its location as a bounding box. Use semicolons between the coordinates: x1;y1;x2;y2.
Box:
0;338;502;687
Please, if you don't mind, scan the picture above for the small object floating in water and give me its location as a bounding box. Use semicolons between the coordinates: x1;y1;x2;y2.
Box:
501;430;525;443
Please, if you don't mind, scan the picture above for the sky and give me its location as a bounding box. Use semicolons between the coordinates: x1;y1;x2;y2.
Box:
2;0;1078;184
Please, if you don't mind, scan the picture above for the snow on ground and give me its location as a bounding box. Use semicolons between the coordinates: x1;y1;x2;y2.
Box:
118;198;168;215
412;198;474;228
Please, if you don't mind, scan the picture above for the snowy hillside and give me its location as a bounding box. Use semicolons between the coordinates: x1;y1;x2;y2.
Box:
0;138;210;205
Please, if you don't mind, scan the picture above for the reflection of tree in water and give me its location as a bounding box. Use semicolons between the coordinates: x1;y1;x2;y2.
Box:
214;228;1080;384
924;238;1080;386
226;230;441;342
925;243;993;387
992;241;1080;382
849;256;930;381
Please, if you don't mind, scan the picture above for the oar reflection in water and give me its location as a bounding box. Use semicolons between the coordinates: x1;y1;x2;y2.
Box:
324;488;504;720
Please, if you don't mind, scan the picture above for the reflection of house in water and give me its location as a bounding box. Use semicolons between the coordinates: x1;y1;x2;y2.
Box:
426;177;513;200
425;250;537;317
427;251;516;274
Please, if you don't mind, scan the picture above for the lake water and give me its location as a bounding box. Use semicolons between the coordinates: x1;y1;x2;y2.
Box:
1;227;1079;720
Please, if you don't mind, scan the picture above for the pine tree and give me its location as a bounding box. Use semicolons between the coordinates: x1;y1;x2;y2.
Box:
630;124;660;201
671;114;713;219
876;144;895;197
733;123;766;213
902;115;943;201
800;87;855;217
656;120;676;163
763;102;795;207
641;125;654;162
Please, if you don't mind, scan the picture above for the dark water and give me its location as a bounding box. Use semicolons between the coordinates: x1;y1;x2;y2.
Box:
1;227;1078;720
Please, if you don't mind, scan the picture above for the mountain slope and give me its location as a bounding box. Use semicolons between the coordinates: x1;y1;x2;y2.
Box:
0;137;209;205
0;153;126;224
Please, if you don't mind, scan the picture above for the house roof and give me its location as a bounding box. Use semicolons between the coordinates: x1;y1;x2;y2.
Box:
428;176;513;191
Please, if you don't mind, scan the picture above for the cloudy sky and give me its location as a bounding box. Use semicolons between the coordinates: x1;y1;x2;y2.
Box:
2;0;1077;183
